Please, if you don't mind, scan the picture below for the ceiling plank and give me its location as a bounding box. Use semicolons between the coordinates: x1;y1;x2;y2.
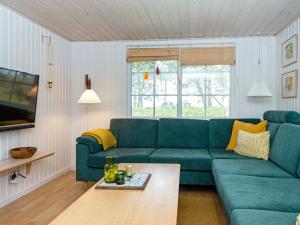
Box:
1;0;300;41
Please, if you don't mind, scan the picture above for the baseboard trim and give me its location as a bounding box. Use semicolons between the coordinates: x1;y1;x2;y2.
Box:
70;163;76;171
0;166;70;208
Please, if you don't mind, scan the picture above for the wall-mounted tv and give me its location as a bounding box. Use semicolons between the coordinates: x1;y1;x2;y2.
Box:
0;67;39;132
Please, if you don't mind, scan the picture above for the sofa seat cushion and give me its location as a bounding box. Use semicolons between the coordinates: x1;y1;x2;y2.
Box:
150;148;212;171
88;148;155;168
217;175;300;216
212;159;293;178
231;209;298;225
209;149;249;159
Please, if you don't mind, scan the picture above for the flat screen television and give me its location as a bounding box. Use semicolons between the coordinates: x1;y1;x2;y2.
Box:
0;67;39;132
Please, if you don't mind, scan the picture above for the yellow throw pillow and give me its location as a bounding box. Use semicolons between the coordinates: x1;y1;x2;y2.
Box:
226;120;267;151
234;130;270;160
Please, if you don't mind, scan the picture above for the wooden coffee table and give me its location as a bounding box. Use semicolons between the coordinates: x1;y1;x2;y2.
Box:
49;163;180;225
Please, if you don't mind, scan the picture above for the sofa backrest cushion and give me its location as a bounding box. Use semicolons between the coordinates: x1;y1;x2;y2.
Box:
157;118;209;149
267;122;281;146
264;111;300;125
209;118;261;149
270;123;300;177
110;118;158;148
264;111;300;146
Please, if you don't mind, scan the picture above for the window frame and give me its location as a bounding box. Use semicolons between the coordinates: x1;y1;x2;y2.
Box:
128;61;234;119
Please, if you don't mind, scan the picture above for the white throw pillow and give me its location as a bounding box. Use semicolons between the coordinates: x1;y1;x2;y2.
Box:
234;130;270;160
296;214;300;225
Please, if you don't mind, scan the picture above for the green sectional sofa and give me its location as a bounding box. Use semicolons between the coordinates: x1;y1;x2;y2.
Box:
76;110;300;225
76;117;260;184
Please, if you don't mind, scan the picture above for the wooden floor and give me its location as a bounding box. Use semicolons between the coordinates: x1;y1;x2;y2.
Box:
0;172;227;225
178;186;227;225
0;172;84;225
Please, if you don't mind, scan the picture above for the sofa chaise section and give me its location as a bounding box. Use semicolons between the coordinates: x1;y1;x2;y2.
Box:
213;121;300;221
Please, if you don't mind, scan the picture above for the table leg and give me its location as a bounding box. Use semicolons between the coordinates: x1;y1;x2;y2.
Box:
83;181;89;191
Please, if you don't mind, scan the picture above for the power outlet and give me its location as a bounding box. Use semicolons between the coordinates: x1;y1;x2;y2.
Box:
9;171;19;184
9;176;18;184
8;171;26;184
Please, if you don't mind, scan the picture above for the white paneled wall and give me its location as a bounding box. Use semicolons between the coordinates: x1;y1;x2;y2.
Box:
70;42;128;169
276;18;300;112
0;5;71;206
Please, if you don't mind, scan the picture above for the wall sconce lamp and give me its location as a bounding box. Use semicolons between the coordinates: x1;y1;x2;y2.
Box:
78;74;101;104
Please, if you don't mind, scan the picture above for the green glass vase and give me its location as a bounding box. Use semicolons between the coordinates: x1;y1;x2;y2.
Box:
104;156;118;183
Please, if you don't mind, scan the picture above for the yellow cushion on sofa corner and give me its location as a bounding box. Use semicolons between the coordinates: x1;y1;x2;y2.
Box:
234;130;270;160
226;120;267;151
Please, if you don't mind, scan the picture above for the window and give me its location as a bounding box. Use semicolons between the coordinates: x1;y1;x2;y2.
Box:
131;60;178;117
181;65;230;118
130;62;231;118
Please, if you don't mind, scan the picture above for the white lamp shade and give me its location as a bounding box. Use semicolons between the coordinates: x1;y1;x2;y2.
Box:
247;80;272;97
78;89;101;103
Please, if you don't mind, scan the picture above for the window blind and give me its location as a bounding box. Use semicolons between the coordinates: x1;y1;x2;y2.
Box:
127;47;179;62
179;47;235;66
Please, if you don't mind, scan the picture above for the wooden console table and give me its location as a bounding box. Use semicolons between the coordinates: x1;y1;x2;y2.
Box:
0;151;55;175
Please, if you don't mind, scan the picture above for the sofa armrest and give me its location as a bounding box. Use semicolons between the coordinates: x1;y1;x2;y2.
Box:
76;143;90;181
76;136;103;154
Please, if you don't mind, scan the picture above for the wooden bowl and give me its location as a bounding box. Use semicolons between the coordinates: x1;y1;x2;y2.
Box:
9;147;37;159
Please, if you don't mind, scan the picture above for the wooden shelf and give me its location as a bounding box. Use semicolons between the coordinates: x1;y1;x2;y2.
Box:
0;151;55;175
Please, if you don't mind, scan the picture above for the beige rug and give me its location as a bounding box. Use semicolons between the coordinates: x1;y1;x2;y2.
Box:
177;186;228;225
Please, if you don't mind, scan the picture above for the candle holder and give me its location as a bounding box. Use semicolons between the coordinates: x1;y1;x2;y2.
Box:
125;164;134;177
116;170;125;185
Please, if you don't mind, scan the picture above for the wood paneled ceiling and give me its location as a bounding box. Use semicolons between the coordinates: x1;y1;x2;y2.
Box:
1;0;300;41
